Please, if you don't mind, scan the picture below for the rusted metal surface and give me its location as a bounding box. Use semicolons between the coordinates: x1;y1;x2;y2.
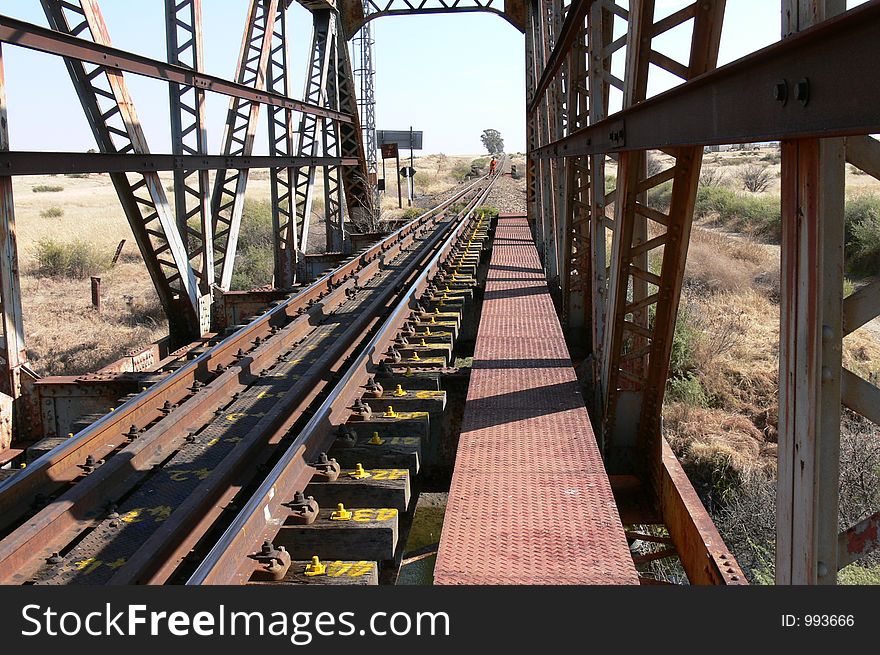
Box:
189;176;496;585
0;14;351;123
0;42;26;403
535;1;880;158
660;440;746;585
776;0;847;586
838;511;880;570
435;214;638;585
0;182;481;534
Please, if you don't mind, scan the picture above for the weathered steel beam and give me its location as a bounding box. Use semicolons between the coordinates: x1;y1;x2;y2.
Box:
534;0;880;158
0;152;358;176
838;511;880;570
0;14;353;124
166;0;214;316
527;0;591;115
660;440;746;584
0;44;26;409
212;0;279;291
41;0;201;341
776;0;846;587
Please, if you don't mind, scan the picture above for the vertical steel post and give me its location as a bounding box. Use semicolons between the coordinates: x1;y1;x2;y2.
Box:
268;2;299;288
776;0;846;586
211;0;279;290
0;43;26;402
41;0;201;341
165;0;213;332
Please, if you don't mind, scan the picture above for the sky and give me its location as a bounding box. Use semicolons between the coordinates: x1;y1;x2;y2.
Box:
0;0;870;156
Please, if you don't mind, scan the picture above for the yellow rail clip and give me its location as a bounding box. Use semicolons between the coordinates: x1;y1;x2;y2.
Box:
349;463;371;479
304;555;326;576
330;503;353;521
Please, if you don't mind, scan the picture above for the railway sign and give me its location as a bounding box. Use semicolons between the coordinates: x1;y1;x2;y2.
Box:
376;130;423;150
380;143;398;159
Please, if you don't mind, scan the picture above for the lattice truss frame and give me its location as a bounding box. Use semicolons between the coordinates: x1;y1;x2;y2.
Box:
531;0;880;584
0;0;372;341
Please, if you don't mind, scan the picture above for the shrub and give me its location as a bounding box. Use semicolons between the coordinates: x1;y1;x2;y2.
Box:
230;200;274;290
32;185;64;193
845;194;880;276
694;186;781;241
401;207;423;221
34;239;109;278
648;180;673;211
475;205;500;219
605;175;616;194
667;373;708;407
760;150;781;165
451;162;473;182
738;163;772;193
699;167;727;188
64;173;89;179
40;207;64;218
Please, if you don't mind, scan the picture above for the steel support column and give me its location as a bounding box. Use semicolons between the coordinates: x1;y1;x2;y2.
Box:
268;2;299;289
165;0;213;332
211;0;279;291
776;0;846;586
600;1;725;485
0;44;26;407
42;0;201;341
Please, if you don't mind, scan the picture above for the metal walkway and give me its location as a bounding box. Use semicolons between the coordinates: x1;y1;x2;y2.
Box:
434;213;638;585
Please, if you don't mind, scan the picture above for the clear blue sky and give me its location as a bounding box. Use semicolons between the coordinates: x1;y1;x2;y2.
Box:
0;0;869;156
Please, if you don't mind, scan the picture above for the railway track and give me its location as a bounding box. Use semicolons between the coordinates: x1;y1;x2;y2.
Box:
0;163;504;585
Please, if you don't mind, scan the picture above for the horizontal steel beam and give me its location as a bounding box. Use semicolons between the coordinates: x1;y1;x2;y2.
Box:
526;0;592;114
0;15;353;123
534;1;880;158
0;152;358;176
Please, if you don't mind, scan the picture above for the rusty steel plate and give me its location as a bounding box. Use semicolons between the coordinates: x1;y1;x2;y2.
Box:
434;214;638;585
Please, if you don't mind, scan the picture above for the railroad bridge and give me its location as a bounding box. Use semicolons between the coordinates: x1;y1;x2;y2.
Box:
0;0;877;585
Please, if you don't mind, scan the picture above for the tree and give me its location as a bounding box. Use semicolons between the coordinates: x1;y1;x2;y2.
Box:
480;129;504;155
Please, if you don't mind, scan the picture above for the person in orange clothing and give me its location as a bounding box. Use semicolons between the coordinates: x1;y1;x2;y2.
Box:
489;157;497;175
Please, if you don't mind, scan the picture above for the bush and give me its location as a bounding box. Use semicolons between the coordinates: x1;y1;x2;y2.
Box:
40;207;64;218
738;163;772;193
699;167;727;188
475;205;500;219
230;200;274;290
401;207;423;221
845;194;880;276
667;373;708;407
32;185;64;193
648;180;673;211
64;173;89;179
760;150;781;165
34;239;109;278
694;186;781;240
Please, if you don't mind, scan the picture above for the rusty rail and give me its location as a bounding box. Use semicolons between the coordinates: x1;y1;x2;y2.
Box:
0;177;485;533
188;169;500;585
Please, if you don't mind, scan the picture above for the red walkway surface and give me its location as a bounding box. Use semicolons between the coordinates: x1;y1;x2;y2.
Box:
434;214;638;585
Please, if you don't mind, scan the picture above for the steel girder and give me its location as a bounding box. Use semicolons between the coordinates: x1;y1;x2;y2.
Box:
353;4;378;176
268;2;299;289
340;0;527;38
600;1;725;485
281;7;370;285
41;0;202;341
211;0;279;291
166;0;213;332
776;0;847;586
0;44;26;404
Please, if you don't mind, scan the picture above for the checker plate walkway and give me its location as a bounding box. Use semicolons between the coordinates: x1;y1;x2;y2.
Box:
434;213;638;585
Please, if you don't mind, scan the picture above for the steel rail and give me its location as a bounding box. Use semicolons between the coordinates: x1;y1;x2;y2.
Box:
0;14;353;123
109;185;489;584
0;177;485;532
188;162;502;585
0;179;489;584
